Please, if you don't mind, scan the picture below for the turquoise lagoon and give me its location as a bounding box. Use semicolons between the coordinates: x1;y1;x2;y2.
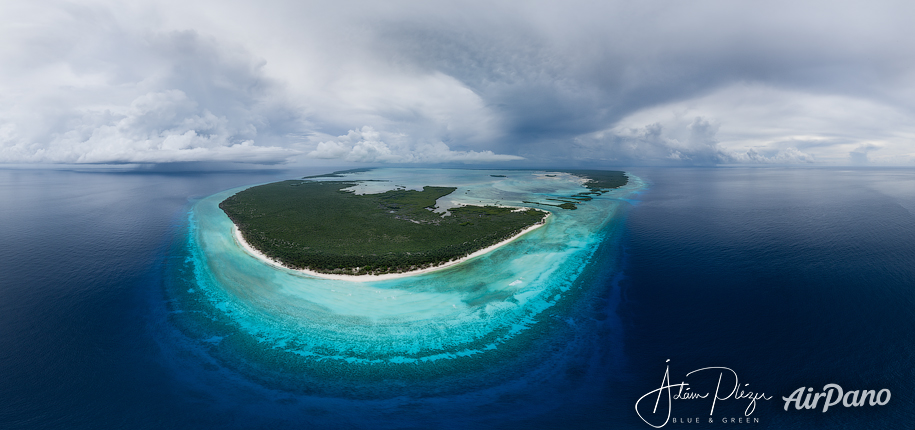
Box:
167;168;643;394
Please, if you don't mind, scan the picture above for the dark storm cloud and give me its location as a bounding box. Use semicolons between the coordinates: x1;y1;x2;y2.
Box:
2;0;914;165
359;1;915;164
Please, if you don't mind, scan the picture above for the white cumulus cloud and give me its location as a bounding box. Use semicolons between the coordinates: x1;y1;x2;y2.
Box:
588;83;915;165
308;126;523;163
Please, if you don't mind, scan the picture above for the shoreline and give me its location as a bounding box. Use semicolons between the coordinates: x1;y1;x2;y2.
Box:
231;209;551;282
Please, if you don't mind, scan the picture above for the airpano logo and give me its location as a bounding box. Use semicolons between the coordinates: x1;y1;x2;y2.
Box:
782;384;890;411
635;360;771;428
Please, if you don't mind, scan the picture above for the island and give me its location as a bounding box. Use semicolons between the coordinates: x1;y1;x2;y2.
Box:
522;170;628;210
219;169;627;277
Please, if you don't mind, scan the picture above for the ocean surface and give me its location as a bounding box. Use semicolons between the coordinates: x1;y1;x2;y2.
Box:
1;166;913;429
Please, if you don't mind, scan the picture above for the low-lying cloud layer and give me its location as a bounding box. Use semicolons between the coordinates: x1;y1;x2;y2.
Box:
2;0;913;166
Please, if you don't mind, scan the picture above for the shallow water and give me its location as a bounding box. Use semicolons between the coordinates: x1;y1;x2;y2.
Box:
162;168;639;405
180;169;640;364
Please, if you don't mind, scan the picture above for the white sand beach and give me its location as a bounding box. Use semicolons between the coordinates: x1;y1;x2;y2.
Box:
232;210;551;282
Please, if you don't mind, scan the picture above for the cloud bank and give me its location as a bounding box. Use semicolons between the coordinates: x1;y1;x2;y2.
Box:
308;126;522;163
2;0;913;166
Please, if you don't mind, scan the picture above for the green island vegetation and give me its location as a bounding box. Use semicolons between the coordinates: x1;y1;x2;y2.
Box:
220;180;548;275
520;170;628;210
564;170;629;193
220;169;628;275
302;168;374;178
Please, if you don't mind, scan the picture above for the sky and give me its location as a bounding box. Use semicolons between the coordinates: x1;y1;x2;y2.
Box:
1;0;913;168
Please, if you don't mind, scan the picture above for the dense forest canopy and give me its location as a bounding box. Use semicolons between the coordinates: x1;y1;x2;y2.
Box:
220;170;627;275
220;181;546;275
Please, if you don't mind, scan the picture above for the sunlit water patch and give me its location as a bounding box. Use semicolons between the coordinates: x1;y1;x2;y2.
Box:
165;168;643;395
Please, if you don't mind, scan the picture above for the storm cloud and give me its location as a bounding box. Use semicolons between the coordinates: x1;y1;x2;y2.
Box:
1;0;913;166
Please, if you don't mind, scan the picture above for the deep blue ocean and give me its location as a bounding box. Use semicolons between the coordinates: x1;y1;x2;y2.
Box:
1;166;913;429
